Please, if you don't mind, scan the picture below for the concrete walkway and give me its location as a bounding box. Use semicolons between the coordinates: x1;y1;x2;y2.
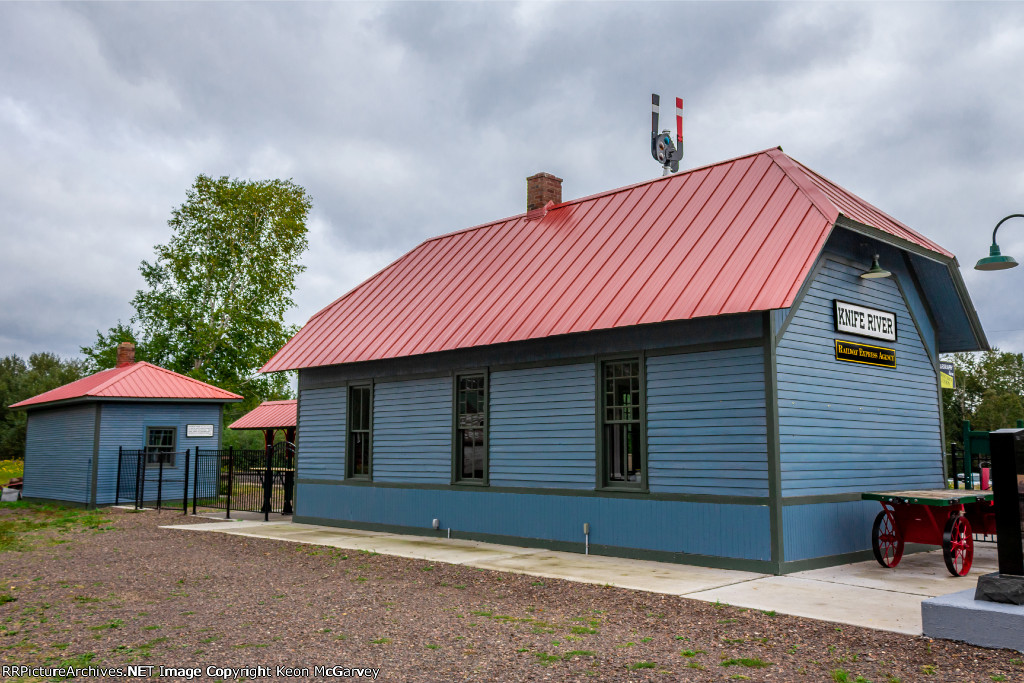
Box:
162;518;997;636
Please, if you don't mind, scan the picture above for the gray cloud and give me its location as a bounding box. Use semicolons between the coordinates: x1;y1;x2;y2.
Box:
2;2;1024;361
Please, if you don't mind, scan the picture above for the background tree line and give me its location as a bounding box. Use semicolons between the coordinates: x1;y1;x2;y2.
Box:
943;349;1024;449
2;175;311;458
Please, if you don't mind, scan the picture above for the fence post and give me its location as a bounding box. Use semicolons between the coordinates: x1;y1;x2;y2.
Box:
136;452;145;510
157;456;165;511
182;448;190;515
262;445;273;522
226;446;234;520
192;448;200;516
115;446;123;506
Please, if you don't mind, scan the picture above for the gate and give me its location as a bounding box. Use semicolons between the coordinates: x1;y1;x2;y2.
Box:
115;447;191;510
191;444;295;520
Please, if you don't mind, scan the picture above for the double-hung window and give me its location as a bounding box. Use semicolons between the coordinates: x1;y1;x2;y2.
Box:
145;427;176;466
347;385;372;479
454;374;487;483
600;359;645;489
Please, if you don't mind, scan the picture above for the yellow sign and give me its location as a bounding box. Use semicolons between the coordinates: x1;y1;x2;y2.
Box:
939;361;955;389
835;340;897;368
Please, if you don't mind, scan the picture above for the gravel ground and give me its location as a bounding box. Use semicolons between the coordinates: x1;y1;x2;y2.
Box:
0;504;1021;682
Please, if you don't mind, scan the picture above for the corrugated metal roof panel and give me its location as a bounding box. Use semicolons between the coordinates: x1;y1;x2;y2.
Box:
9;362;242;409
261;148;953;372
228;400;297;430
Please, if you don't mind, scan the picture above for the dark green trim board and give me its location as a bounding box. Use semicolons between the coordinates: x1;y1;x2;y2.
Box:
299;313;764;390
296;477;769;505
763;311;784;565
781;492;870;506
292;515;775;574
20;497;93;509
776;544;933;575
773;256;828;341
90;403;102;509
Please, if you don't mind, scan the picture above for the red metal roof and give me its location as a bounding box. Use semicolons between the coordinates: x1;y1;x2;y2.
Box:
262;148;954;372
228;400;297;430
10;362;243;409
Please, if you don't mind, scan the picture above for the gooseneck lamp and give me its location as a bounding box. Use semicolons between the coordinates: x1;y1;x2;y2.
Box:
975;214;1024;271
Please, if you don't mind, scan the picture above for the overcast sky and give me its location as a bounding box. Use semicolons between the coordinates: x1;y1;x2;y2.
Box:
2;1;1024;363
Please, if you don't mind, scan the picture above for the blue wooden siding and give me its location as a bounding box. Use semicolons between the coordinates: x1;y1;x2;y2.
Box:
783;500;879;561
96;402;222;505
489;364;596;488
297;482;771;561
776;256;943;496
373;377;452;483
647;348;768;496
297;386;346;482
23;405;96;503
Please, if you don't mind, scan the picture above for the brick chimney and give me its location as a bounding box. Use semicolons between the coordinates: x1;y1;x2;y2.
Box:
526;172;562;212
116;342;136;368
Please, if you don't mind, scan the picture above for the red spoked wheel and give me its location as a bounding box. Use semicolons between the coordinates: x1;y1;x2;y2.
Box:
942;513;974;577
871;509;904;568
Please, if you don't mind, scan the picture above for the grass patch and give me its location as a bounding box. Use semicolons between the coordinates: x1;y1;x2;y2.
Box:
629;661;656;670
0;502;114;553
370;637;391;645
721;658;773;669
570;626;598;635
0;593;16;605
680;649;705;657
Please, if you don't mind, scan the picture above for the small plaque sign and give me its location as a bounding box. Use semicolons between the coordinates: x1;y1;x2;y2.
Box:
186;424;214;438
834;300;897;342
835;340;896;369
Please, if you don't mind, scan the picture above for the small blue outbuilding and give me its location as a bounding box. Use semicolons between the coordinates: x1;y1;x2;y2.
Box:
11;343;242;506
261;148;988;574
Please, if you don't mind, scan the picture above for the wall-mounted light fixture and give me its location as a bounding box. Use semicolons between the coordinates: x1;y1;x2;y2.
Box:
975;214;1024;271
860;254;892;279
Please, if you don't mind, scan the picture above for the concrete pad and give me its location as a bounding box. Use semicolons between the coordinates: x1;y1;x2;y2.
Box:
473;550;767;594
689;576;928;634
923;588;1024;651
792;544;998;597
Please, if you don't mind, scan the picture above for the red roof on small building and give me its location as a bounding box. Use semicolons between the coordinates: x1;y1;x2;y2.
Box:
10;362;243;409
228;400;297;430
262;148;958;372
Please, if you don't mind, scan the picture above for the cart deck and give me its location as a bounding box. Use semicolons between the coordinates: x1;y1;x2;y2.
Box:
861;489;995;577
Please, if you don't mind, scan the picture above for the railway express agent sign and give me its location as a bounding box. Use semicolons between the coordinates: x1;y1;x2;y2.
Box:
835;340;897;368
834;300;897;342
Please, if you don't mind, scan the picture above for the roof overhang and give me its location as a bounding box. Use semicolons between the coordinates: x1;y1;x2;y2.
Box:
13;396;244;412
834;215;989;353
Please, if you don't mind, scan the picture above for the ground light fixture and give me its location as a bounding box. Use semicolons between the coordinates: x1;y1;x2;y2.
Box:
975;214;1024;271
860;254;892;279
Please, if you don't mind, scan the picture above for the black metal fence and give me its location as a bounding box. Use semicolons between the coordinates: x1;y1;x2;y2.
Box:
116;444;295;520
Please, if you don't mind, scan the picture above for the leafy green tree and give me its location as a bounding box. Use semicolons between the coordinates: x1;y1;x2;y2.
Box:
942;349;1024;448
82;175;312;418
0;353;87;460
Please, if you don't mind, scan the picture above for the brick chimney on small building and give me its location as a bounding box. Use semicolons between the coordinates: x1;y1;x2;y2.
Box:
116;342;136;368
526;172;562;212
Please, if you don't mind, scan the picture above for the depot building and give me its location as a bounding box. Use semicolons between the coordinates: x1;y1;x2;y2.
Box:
260;147;987;574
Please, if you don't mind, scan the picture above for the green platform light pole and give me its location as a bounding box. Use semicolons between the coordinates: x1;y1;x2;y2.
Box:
975;214;1024;271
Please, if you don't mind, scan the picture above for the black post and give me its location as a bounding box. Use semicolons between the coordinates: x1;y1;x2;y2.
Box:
226;446;234;520
282;444;294;516
975;428;1024;604
990;429;1024;576
115;446;123;506
192;448;200;516
182;448;190;515
262;445;273;522
156;456;164;511
136;452;146;510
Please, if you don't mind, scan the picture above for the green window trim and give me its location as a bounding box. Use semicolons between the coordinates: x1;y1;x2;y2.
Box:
145;426;177;467
346;384;372;480
452;372;488;485
596;356;648;492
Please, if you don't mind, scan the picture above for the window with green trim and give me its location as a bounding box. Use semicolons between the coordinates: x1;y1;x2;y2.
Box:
347;385;372;478
145;426;176;466
455;374;487;482
601;359;643;487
